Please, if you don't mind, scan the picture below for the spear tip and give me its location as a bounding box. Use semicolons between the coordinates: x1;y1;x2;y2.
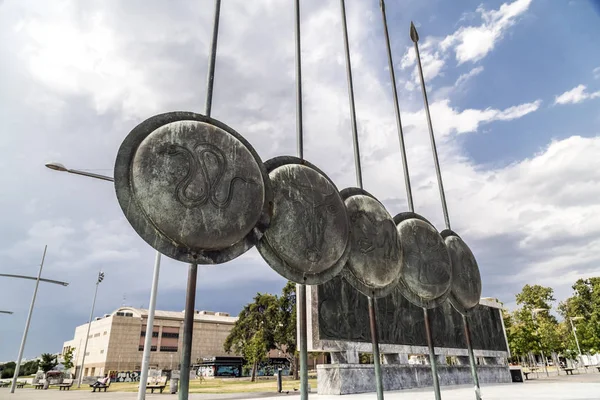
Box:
410;21;419;43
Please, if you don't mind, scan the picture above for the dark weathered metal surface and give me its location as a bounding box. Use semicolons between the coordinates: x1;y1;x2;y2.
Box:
341;188;402;298
442;230;482;315
114;112;272;264
317;277;507;351
394;212;451;309
257;156;350;285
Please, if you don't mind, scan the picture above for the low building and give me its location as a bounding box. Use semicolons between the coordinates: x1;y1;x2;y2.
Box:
62;306;237;378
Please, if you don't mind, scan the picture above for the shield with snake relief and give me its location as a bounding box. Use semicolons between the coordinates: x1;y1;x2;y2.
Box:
114;112;272;264
257;156;350;285
441;229;482;315
340;188;403;298
394;212;452;309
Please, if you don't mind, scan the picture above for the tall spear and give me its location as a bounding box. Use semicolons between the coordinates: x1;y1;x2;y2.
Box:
410;21;482;400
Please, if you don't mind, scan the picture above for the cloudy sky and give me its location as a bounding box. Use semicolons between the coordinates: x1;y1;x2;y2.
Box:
1;0;600;361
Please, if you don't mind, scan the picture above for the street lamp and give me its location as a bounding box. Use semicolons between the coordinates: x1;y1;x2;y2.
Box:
531;308;550;377
569;316;584;362
6;246;69;393
46;161;162;399
78;271;105;388
0;310;13;315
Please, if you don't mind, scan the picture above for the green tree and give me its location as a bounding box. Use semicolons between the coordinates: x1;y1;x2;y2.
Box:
224;293;278;381
62;348;75;375
21;359;40;376
505;285;565;362
558;278;600;354
274;282;298;379
39;353;58;375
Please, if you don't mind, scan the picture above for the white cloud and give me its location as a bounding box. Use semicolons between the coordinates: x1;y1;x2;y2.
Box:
593;67;600;80
402;0;532;85
554;84;600;105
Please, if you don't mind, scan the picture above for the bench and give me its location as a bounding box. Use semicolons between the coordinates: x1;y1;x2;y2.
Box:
34;380;46;389
16;382;26;389
91;379;111;392
596;366;600;373
563;368;575;375
523;372;532;380
0;381;10;388
145;376;168;394
59;379;74;391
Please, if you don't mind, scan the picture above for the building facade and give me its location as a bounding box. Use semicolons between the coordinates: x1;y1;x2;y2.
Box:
62;307;237;378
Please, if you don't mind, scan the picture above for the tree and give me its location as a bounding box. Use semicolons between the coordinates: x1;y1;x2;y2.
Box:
39;353;58;375
21;359;40;376
515;284;555;311
504;285;565;362
274;282;298;379
558;278;600;354
62;348;75;375
224;293;278;381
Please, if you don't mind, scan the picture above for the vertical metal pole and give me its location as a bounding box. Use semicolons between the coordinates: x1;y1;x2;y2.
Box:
78;277;100;388
294;3;308;398
298;284;309;400
205;0;221;117
339;0;363;189
339;1;383;398
379;0;413;212
570;318;583;358
10;246;47;393
368;297;384;400
179;263;197;400
410;22;451;231
424;308;442;400
138;252;162;400
463;315;481;400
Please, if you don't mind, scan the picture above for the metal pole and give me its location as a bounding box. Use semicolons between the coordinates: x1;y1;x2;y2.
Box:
179;263;197;400
531;310;548;378
424;308;441;400
0;310;13;314
205;0;221;117
298;284;309;400
408;21;445;400
339;0;363;189
294;3;308;398
0;274;69;286
339;1;383;398
410;22;450;230
379;0;413;212
368;297;384;400
138;252;162;400
78;276;101;388
10;246;47;393
463;315;481;400
570;318;583;358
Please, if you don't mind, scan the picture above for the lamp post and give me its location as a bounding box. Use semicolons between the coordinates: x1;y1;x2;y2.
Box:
531;308;549;377
569;316;584;364
0;310;14;315
78;271;105;388
7;246;70;393
45;162;162;399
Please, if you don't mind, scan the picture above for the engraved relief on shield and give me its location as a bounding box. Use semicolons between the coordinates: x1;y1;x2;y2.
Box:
114;112;271;264
257;157;350;285
395;213;452;308
131;121;264;250
341;189;402;298
443;231;482;313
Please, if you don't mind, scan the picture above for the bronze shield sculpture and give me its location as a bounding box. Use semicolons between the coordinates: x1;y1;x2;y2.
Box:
257;156;350;285
114;112;272;264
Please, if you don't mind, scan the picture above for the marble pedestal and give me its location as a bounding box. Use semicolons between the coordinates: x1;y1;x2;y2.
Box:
317;363;512;395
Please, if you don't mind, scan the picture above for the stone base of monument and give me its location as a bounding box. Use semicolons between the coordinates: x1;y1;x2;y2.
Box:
317;364;511;395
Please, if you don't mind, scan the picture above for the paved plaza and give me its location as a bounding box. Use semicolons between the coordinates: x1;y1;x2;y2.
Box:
4;374;600;400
